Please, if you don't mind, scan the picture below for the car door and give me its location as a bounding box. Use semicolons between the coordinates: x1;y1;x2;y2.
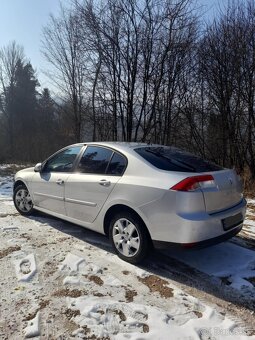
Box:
65;146;127;223
31;145;82;215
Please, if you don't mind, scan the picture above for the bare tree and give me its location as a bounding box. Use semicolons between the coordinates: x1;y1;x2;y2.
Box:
76;0;198;142
198;0;255;177
42;4;89;142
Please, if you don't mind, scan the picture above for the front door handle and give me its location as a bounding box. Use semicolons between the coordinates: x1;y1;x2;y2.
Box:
99;179;111;187
56;179;64;185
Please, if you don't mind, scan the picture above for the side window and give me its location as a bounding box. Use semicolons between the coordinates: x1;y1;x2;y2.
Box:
106;152;127;176
43;146;82;172
77;146;113;174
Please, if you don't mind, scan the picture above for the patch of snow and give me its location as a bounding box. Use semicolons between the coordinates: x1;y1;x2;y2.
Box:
60;252;103;278
164;243;255;294
63;276;85;285
0;176;13;199
59;253;86;274
82;236;110;247
3;200;14;206
107;253;150;278
15;254;37;282
3;226;19;231
0;164;25;170
24;312;40;338
230;276;254;290
67;296;249;340
85;263;103;275
244;218;255;226
103;275;123;287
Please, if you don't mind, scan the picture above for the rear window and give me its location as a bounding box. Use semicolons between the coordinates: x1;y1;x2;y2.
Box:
135;147;223;172
77;146;113;174
106;152;127;176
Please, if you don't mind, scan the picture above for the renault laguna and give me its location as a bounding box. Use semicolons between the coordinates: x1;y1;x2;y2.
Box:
13;142;246;263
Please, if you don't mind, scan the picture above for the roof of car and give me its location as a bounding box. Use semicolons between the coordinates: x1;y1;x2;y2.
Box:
74;141;158;152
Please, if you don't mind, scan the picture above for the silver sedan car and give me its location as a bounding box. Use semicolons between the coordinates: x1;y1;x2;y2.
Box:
13;142;246;263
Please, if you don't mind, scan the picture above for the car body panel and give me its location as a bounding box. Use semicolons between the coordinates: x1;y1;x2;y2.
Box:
30;172;70;215
14;167;35;197
138;193;246;243
64;173;121;223
201;169;243;213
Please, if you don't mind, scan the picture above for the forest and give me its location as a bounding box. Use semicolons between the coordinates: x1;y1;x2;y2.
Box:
1;0;255;188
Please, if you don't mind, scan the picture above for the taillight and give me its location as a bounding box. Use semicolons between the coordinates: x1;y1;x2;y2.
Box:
171;175;215;191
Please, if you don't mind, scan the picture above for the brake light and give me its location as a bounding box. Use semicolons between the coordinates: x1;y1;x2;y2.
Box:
171;175;215;191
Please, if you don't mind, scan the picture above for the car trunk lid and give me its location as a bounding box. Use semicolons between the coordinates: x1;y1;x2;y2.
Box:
201;169;242;213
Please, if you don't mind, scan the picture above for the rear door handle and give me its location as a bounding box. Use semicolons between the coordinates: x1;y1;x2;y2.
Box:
99;179;111;187
56;179;64;185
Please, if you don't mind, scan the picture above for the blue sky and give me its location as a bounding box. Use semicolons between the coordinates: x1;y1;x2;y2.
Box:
0;0;61;89
0;0;226;91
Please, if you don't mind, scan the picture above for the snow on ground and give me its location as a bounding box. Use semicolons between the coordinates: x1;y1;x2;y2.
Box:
164;243;255;294
0;164;27;170
0;168;254;339
243;199;255;237
0;175;13;200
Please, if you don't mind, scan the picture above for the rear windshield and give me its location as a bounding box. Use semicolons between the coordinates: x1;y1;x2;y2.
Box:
135;147;223;172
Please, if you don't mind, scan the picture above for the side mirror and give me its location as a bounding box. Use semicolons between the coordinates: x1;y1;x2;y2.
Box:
34;163;42;172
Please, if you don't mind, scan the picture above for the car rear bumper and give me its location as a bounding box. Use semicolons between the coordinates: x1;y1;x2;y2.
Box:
153;223;243;249
141;196;246;244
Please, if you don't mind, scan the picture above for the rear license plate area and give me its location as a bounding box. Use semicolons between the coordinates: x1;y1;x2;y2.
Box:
222;213;243;231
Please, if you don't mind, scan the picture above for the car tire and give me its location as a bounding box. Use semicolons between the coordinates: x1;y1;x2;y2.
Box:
13;184;34;216
109;211;151;264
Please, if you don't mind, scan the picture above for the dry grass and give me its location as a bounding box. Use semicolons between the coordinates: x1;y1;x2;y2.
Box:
88;275;104;286
245;214;255;220
242;167;255;198
23;300;50;321
52;288;86;298
0;246;21;259
138;275;174;298
64;308;81;320
125;288;138;302
193;310;203;318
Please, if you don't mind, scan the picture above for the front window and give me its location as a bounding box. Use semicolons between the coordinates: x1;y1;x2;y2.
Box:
43;146;82;172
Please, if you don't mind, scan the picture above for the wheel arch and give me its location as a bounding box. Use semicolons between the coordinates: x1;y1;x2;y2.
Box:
13;180;27;191
103;204;151;239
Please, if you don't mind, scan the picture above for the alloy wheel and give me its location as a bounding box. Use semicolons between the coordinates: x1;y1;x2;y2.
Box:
15;188;33;213
112;218;141;257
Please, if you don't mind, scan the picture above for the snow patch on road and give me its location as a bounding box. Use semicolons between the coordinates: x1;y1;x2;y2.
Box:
24;312;40;338
0;176;13;199
59;253;86;274
15;253;37;282
66;296;248;340
60;252;123;288
164;242;255;295
247;198;255;205
108;253;150;278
